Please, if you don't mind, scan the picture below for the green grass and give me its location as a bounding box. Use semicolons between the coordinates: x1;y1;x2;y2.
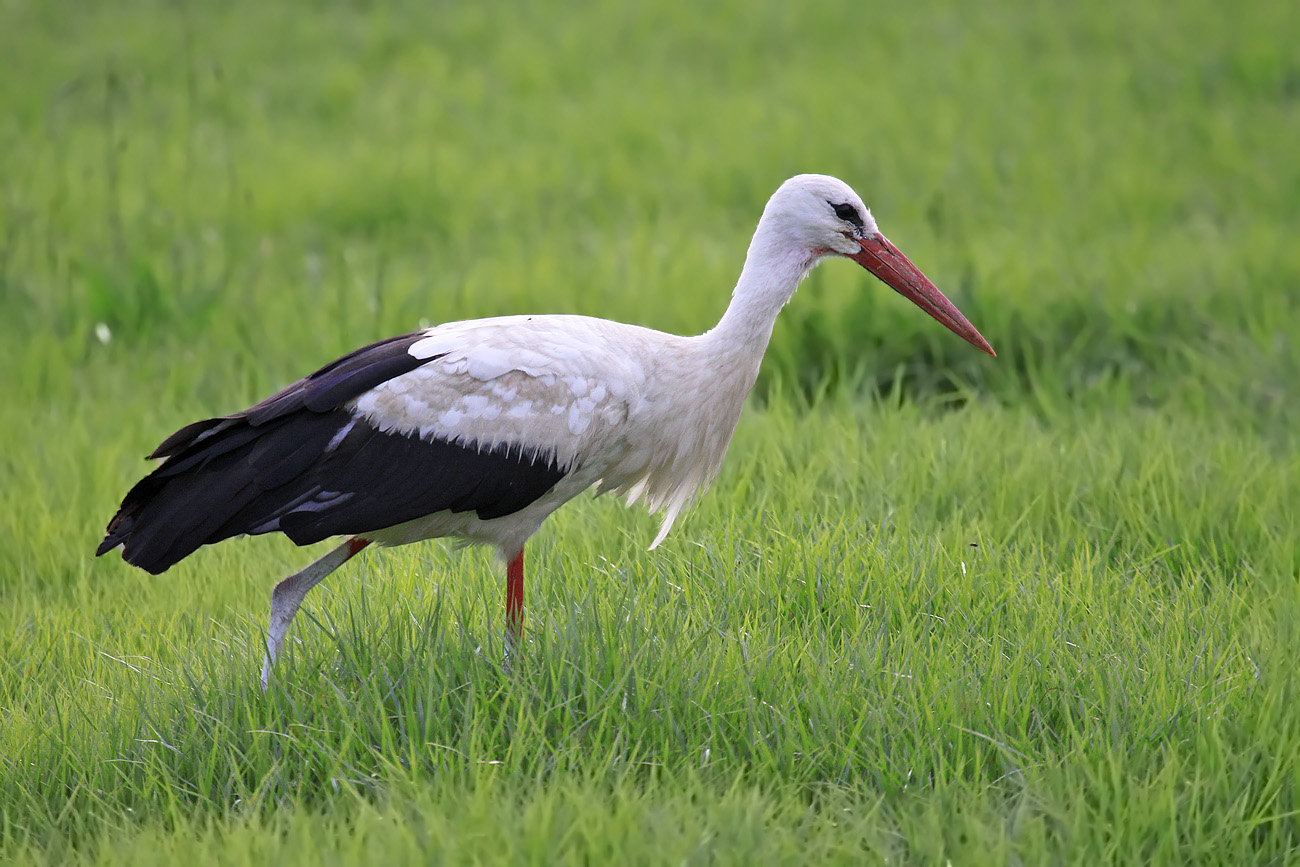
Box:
2;0;1299;862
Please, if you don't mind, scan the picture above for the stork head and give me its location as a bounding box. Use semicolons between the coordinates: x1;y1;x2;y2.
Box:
762;174;995;356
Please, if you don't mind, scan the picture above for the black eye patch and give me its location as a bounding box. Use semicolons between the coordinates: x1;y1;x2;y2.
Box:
829;201;864;229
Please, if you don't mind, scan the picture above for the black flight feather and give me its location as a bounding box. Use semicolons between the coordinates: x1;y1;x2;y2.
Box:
97;331;568;574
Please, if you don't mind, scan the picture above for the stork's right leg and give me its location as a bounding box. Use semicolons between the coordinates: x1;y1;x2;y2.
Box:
503;548;525;671
260;536;370;690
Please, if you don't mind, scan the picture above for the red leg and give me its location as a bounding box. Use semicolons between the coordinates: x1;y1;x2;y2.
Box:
506;548;525;647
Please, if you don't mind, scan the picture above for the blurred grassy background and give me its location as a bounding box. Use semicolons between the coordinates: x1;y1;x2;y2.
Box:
1;0;1298;862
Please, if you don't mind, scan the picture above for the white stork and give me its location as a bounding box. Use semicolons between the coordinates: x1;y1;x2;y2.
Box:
97;174;994;687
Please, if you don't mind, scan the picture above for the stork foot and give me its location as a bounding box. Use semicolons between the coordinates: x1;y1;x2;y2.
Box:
260;537;370;690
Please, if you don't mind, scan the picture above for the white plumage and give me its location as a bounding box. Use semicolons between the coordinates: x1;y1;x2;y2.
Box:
96;174;995;687
358;313;754;553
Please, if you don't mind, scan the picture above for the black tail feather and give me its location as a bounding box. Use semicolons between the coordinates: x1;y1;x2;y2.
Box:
97;408;567;574
96;329;567;574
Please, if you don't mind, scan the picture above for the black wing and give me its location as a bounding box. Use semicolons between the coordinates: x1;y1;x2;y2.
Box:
147;330;439;458
97;331;567;574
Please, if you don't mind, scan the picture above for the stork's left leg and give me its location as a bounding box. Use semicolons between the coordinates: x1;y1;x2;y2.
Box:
260;536;370;689
504;548;525;664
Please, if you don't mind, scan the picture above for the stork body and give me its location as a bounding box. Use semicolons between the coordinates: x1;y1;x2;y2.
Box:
96;175;993;687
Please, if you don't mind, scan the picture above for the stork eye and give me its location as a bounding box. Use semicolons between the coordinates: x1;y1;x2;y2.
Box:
830;201;864;228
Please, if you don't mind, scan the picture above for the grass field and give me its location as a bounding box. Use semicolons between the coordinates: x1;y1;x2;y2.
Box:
2;0;1299;862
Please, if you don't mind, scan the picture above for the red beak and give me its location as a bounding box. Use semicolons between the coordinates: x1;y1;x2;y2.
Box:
848;233;995;356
